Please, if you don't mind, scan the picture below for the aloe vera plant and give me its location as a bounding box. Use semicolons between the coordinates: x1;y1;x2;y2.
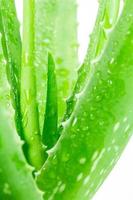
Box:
0;0;133;199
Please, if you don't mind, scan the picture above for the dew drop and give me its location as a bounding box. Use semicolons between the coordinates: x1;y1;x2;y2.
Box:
79;157;86;165
3;183;11;195
62;152;70;162
124;124;130;132
72;117;77;127
59;184;66;193
110;57;115;64
123;117;128;122
91;151;99;161
77;173;83;181
83;175;90;185
113;122;120;132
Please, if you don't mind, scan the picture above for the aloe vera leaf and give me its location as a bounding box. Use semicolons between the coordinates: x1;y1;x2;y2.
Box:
63;0;121;123
0;33;42;200
37;1;133;199
42;53;58;149
21;0;46;170
0;108;43;200
0;0;23;137
35;0;78;128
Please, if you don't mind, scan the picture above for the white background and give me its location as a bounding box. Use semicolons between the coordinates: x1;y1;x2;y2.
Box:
15;1;133;199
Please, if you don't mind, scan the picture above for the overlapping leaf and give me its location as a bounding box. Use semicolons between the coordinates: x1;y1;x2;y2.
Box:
34;0;78;129
0;108;43;200
0;30;42;200
37;1;133;199
21;0;46;170
63;0;121;123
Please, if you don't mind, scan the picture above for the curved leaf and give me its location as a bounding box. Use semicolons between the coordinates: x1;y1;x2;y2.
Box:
0;108;43;200
21;0;46;170
0;23;42;200
35;0;78;128
62;0;121;123
42;53;58;149
37;1;133;199
0;0;23;137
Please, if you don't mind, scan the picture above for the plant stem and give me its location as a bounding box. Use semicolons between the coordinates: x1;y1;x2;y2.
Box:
21;0;45;170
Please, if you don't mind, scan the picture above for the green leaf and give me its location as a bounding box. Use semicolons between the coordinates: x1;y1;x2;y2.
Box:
21;0;46;170
42;53;58;149
0;23;42;200
0;108;43;200
34;0;78;129
63;0;121;122
0;0;23;137
37;1;133;199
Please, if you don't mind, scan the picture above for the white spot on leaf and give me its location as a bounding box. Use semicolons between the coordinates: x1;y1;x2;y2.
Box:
79;157;86;164
77;173;83;181
113;122;120;132
83;175;90;185
59;184;66;193
91;151;99;161
124;124;130;132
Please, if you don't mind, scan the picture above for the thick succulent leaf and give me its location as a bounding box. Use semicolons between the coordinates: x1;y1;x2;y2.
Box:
0;108;43;200
0;32;42;200
42;53;58;149
0;0;23;137
21;0;46;170
62;0;121;123
35;0;78;128
37;1;133;199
